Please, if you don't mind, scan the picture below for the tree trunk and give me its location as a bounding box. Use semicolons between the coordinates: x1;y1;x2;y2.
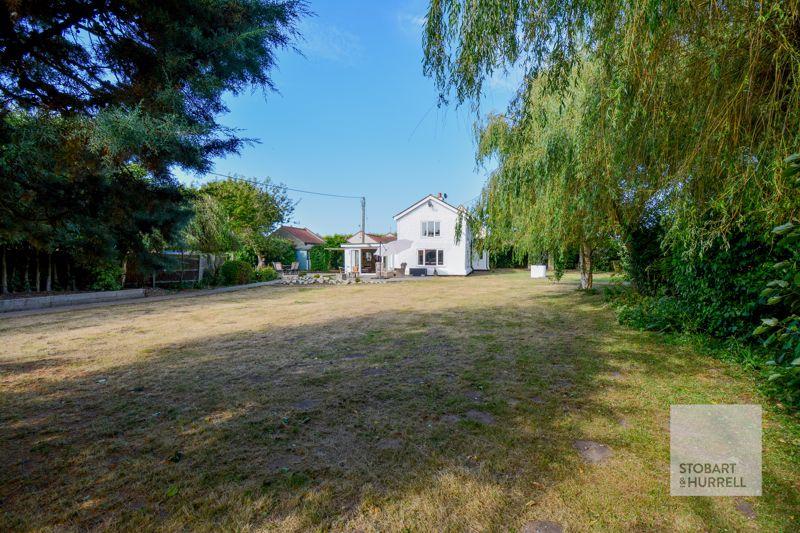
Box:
35;253;40;292
256;254;265;269
121;257;127;287
46;253;52;292
547;252;554;272
24;255;30;292
579;241;593;290
2;248;7;294
53;257;59;289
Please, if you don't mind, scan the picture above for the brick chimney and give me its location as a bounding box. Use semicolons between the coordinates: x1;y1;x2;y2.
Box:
437;192;443;200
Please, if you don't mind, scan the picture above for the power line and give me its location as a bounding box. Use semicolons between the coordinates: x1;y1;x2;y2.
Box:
203;171;368;243
204;171;363;200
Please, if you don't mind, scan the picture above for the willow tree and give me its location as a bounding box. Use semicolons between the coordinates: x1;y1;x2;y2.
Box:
470;67;625;289
425;0;800;280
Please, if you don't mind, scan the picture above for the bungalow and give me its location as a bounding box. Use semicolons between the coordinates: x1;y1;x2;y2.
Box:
343;193;489;276
272;226;325;271
341;231;397;274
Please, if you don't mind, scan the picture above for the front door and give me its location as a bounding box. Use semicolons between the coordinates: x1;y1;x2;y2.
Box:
361;249;376;273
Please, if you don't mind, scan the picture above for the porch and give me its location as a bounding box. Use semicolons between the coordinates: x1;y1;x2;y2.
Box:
342;245;377;274
340;244;399;276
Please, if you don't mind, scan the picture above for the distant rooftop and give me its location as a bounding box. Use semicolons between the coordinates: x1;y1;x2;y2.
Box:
274;225;324;245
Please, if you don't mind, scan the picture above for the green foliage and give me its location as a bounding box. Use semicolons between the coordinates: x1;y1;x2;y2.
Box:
90;264;124;291
425;1;800;246
260;236;295;266
488;248;529;268
199;178;293;264
1;1;304;175
183;193;240;255
0;1;305;291
552;249;567;282
606;287;687;333
308;234;348;271
219;260;254;286
609;228;774;337
253;266;279;282
591;237;622;273
754;186;800;402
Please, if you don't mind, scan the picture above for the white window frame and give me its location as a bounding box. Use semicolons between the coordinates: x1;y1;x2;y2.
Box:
418;249;444;266
421;220;440;238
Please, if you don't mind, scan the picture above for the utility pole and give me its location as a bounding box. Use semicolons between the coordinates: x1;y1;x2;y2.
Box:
361;196;365;243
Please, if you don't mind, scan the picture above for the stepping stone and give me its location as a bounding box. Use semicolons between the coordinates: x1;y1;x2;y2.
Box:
343;353;367;360
573;440;613;464
362;367;387;377
531;396;546;405
441;414;461;424
465;410;495;425
735;499;756;520
464;390;483;402
292;399;319;410
376;438;402;450
521;520;563;533
610;371;623;379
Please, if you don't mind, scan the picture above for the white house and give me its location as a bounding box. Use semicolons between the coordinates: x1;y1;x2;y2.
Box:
342;194;489;276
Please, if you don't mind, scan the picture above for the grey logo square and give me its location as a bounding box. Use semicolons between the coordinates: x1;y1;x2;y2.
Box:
670;405;762;496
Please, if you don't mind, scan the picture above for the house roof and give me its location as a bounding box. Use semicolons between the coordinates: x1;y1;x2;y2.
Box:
345;231;397;245
274;225;324;245
393;194;460;220
369;232;397;244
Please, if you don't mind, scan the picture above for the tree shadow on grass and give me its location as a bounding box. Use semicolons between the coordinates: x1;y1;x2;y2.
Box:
0;288;796;531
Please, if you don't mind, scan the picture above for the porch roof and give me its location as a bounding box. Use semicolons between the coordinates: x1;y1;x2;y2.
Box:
341;243;378;249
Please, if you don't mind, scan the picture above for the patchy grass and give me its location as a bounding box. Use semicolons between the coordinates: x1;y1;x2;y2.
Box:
1;270;798;531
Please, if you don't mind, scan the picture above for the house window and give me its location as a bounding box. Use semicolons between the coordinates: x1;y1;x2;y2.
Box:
418;249;444;266
421;220;440;237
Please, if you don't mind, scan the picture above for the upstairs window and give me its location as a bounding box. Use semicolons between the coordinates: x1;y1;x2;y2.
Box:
421;220;440;237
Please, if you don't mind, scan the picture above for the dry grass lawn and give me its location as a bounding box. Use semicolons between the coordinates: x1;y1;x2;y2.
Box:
1;270;799;531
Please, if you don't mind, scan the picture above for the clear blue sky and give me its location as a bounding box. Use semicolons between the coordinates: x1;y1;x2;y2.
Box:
177;0;519;236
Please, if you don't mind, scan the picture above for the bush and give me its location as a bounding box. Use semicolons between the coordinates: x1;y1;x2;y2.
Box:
90;264;124;291
253;266;279;282
606;286;688;333
259;236;295;267
753;219;800;406
219;260;253;285
614;225;773;339
309;234;348;271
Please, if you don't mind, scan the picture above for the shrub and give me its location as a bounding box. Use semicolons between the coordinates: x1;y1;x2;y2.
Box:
259;236;295;267
754;218;800;406
552;248;567;282
219;260;253;285
309;234;348;271
90;264;124;291
612;226;773;338
253;266;279;282
606;287;688;333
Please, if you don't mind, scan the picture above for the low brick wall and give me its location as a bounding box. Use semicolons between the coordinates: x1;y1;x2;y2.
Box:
0;289;146;313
